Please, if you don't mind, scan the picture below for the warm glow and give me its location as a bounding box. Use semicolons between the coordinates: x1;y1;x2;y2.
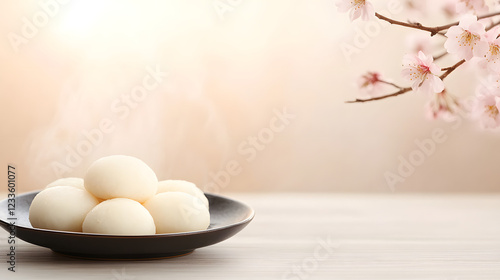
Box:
1;0;499;193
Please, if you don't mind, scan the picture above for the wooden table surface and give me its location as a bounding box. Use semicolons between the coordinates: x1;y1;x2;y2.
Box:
1;193;500;280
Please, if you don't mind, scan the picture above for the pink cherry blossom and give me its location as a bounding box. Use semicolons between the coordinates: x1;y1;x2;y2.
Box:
444;14;489;61
401;51;445;94
479;26;500;73
357;72;391;97
456;0;488;15
471;85;500;129
425;89;460;121
336;0;375;21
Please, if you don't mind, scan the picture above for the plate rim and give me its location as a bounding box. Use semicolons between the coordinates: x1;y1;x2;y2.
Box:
0;190;255;238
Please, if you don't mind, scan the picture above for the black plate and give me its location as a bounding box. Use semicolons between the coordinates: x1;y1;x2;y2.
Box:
0;191;254;260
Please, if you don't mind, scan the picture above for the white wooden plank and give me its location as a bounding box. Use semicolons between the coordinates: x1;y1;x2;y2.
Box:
0;193;499;279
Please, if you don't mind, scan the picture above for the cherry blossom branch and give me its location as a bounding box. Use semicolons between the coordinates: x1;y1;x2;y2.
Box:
378;80;403;90
375;11;500;36
345;87;412;103
477;11;500;21
440;59;465;79
375;13;453;36
433;51;448;61
486;20;500;31
346;60;466;104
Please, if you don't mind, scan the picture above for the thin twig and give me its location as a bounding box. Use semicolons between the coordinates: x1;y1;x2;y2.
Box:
378;80;403;89
486;20;500;31
478;11;500;21
346;60;466;103
375;11;500;36
440;59;465;79
433;51;448;61
345;87;412;103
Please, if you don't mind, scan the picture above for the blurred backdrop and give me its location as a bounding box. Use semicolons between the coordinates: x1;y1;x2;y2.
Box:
1;0;499;193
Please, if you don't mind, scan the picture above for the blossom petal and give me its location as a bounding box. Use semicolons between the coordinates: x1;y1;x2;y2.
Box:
431;75;445;93
458;14;478;29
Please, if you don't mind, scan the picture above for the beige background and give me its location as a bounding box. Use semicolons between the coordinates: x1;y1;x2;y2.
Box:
1;0;499;193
